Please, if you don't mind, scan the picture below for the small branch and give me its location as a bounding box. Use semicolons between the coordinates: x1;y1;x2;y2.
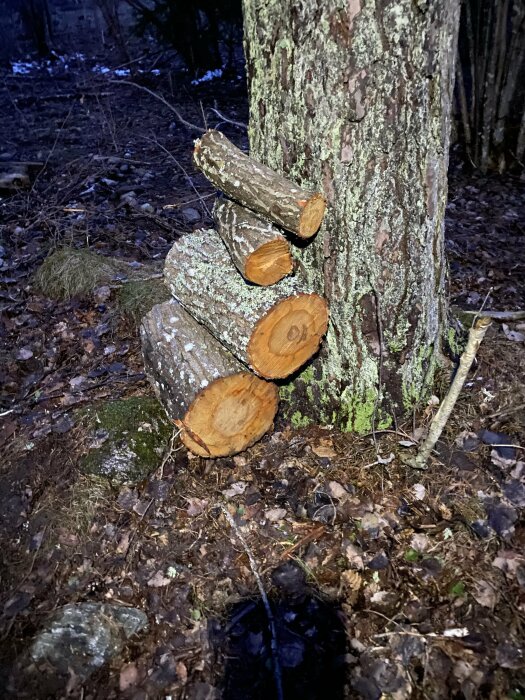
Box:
109;80;203;132
209;107;247;130
404;317;492;470
453;307;525;323
220;505;284;700
145;136;212;217
487;402;525;419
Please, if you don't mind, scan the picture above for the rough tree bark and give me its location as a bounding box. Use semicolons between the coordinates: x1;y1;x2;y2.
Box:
242;0;460;431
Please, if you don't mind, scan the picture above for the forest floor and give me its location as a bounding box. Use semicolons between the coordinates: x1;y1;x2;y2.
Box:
0;56;524;700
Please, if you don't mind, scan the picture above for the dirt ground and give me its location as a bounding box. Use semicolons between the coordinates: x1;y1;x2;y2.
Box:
1;55;524;699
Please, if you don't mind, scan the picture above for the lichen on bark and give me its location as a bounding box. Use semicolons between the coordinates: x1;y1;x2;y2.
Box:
243;0;460;432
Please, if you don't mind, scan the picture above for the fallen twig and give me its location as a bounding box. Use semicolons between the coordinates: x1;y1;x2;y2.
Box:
404;316;492;469
146;136;212;217
220;505;284;700
209;107;247;130
109;80;203;132
280;525;325;560
453;306;525;323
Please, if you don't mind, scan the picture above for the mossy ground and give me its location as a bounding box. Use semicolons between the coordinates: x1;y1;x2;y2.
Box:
115;279;171;325
78;397;173;483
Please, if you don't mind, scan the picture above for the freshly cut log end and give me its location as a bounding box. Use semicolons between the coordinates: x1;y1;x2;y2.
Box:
194;130;326;238
244;238;293;286
298;194;326;238
141;301;279;458
248;293;329;378
213;199;293;285
182;372;278;457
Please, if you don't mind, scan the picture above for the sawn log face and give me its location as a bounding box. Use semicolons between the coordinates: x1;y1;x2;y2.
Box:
213;199;293;285
140;300;278;457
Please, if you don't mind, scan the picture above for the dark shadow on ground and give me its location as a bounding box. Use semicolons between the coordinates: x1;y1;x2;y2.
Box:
210;561;348;700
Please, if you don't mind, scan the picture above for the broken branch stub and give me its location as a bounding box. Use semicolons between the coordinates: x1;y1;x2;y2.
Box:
140;301;278;457
194;129;326;238
164;229;328;379
213;199;293;286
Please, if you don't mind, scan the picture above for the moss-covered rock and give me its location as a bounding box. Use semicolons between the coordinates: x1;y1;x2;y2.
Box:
79;397;172;483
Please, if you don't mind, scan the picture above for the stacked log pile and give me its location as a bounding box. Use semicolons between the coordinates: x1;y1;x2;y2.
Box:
141;130;328;457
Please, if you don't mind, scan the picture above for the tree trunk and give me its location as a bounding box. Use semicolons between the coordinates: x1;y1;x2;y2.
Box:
164;229;328;379
141;301;279;457
242;0;460;431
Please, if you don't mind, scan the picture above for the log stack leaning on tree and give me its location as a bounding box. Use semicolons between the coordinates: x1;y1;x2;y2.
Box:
164;228;328;380
141;131;328;457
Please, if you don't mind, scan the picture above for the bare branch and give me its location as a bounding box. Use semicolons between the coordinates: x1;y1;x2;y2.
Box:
109;79;204;132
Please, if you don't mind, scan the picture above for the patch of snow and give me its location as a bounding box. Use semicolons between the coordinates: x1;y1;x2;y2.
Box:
92;64;111;75
191;68;223;86
12;61;36;75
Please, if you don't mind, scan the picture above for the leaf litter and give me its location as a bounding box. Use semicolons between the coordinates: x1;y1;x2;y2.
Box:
0;56;524;700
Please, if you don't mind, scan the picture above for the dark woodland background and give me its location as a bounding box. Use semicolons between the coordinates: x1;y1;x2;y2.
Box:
1;0;524;172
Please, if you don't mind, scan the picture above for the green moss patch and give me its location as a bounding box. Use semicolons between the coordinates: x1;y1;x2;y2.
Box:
79;397;172;483
116;279;170;325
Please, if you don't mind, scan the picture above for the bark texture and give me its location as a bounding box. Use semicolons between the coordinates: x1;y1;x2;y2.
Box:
213;198;293;285
141;301;279;457
194;129;326;237
242;0;460;431
164;229;328;378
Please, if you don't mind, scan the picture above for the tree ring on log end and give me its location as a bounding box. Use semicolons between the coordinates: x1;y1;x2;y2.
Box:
181;373;279;457
244;239;293;285
248;293;329;378
298;194;326;238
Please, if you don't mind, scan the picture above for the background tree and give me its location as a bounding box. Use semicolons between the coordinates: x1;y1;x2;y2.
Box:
242;0;461;432
455;0;525;172
95;0;132;63
126;0;241;77
19;0;54;57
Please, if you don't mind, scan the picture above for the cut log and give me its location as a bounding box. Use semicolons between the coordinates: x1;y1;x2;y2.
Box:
164;229;329;379
213;199;293;285
194;129;326;238
140;301;279;457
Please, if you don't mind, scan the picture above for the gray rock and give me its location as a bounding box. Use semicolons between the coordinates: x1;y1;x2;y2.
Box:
9;603;147;696
182;206;201;223
30;603;147;671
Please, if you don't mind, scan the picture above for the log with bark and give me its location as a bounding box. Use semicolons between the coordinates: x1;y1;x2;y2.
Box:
141;301;279;457
164;229;329;379
213;199;293;285
194;130;326;238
